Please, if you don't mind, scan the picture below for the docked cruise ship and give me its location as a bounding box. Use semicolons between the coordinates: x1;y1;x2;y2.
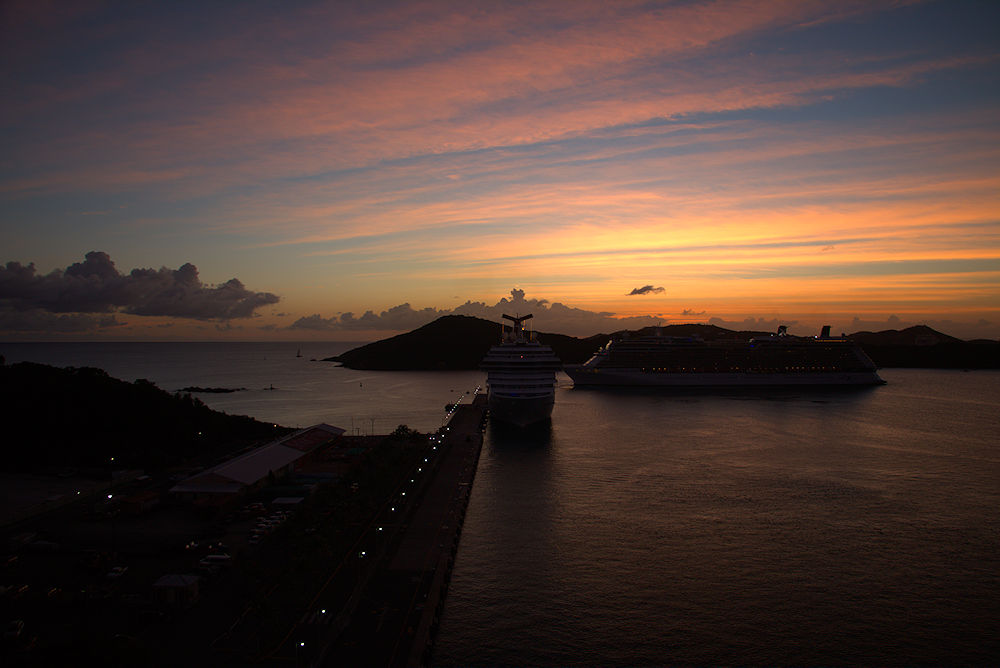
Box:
565;326;885;387
480;314;563;426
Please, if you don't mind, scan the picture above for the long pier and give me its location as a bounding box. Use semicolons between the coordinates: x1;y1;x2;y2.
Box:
317;393;487;667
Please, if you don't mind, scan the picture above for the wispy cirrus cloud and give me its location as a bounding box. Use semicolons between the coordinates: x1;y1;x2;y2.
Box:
4;0;973;199
2;1;998;339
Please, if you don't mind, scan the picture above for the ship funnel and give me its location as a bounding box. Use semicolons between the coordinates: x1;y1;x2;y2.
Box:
501;313;534;343
820;325;831;339
502;313;533;327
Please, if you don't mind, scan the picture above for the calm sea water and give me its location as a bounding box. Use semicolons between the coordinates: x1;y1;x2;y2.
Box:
0;341;482;432
3;343;998;665
436;371;1000;666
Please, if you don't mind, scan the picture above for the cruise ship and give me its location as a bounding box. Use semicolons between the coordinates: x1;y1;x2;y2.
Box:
565;326;885;387
480;314;563;426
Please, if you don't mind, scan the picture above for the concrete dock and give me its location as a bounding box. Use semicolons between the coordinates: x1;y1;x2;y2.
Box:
317;393;487;667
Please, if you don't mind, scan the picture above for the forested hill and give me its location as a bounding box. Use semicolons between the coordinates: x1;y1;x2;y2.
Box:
846;325;1000;368
328;315;602;370
0;361;288;474
328;317;1000;370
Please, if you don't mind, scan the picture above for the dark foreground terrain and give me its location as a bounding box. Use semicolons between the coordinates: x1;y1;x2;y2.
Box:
0;360;287;474
0;360;486;667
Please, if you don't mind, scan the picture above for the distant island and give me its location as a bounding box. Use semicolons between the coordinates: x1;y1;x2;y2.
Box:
325;315;1000;371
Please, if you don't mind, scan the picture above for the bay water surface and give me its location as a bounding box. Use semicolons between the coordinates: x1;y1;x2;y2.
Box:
3;342;997;664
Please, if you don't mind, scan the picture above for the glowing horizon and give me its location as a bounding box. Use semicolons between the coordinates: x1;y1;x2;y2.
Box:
2;1;998;342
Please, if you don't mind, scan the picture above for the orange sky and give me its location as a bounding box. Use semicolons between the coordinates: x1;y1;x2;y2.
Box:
1;0;998;340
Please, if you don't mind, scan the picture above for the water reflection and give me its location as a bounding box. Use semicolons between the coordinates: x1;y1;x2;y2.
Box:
487;418;553;450
436;369;1000;666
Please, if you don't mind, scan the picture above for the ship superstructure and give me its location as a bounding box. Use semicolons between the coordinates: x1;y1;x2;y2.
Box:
480;314;563;426
566;325;885;387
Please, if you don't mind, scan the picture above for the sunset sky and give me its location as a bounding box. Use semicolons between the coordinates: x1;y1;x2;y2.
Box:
2;0;998;341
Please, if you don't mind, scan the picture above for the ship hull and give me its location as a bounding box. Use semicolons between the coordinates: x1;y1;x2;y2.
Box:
566;367;885;387
487;393;554;427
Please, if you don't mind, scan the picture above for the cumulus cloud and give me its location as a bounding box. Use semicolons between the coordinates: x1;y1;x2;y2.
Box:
707;316;798;333
627;285;665;296
0;251;279;332
291;304;454;332
682;308;706;316
291;288;662;337
844;315;906;332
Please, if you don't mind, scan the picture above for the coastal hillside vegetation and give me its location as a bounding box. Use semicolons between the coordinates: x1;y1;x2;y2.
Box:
0;361;288;474
328;314;603;369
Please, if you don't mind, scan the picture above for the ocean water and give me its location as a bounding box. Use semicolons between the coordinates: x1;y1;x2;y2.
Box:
3;343;998;664
435;370;1000;666
0;341;482;432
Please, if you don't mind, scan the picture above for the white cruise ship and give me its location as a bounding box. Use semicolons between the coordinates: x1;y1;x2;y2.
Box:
566;325;885;387
480;314;562;427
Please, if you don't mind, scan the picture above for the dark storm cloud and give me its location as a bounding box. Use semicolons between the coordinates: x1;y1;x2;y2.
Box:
0;251;280;324
291;288;662;337
627;285;664;296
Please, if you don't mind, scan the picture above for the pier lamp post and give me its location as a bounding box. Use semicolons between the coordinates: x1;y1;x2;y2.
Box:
108;456;117;559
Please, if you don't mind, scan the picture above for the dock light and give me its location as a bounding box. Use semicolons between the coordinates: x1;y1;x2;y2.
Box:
378;527;383;532
300;642;305;647
418;468;422;472
402;492;406;496
107;494;113;499
321;609;326;614
360;551;366;557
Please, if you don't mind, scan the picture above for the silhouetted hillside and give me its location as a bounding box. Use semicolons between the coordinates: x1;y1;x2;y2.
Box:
330;317;999;370
848;325;963;346
328;315;601;369
0;362;289;474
